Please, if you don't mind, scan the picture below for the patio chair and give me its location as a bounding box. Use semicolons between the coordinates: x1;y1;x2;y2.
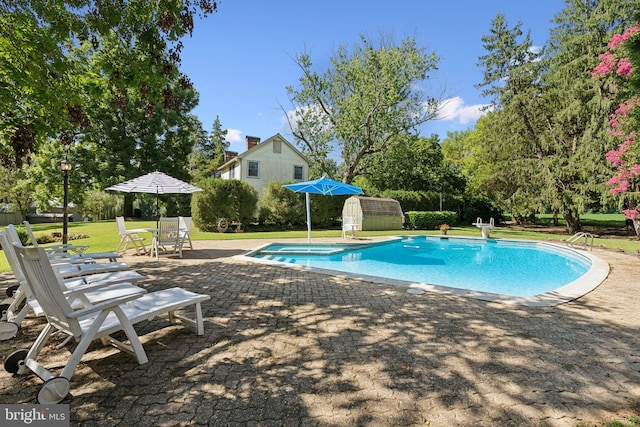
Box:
6;244;209;404
23;221;121;262
5;225;130;278
179;216;193;250
0;230;145;341
115;216;147;255
150;217;183;260
342;216;360;239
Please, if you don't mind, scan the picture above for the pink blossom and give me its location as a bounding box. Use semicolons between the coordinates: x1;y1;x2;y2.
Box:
617;58;633;76
591;51;618;76
622;208;640;220
608;24;640;50
606;149;623;166
606;173;623;186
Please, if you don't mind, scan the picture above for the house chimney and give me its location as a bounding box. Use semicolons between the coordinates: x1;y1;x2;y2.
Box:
224;150;238;163
246;135;260;151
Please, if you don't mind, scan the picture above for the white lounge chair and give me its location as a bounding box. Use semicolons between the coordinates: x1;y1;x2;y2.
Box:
179;216;193;250
5;225;130;278
6;244;210;404
115;216;147;255
150;217;183;260
0;230;145;341
23;221;120;262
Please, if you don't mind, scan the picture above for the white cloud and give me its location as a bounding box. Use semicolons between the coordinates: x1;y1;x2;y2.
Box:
435;96;491;125
225;128;243;143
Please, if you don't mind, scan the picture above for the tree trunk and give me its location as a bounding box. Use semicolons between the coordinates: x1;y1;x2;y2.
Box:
553;211;559;226
633;218;640;240
124;194;134;217
563;210;582;234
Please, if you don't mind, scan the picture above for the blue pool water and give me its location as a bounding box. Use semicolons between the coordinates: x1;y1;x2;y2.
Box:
250;236;592;297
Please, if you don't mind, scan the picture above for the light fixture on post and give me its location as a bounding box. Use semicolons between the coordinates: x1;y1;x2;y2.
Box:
60;157;72;245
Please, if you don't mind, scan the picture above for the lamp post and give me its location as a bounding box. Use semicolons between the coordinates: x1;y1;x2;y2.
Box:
61;158;72;245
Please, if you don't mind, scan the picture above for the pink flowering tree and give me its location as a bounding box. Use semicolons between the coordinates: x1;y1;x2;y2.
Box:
592;23;640;237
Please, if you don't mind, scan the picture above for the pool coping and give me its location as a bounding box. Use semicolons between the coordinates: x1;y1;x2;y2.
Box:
234;236;611;307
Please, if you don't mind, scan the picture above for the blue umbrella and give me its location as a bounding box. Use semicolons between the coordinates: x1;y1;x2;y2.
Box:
284;176;363;242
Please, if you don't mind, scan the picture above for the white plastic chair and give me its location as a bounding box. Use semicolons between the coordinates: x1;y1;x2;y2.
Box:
115;216;147;255
0;229;145;341
150;217;183;260
7;244;210;403
23;221;120;262
179;216;193;250
342;216;360;239
5;225;130;278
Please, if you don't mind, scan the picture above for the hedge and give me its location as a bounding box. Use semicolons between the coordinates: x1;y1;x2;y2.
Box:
404;211;458;230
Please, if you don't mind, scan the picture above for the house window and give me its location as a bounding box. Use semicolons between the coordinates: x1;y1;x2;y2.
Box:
229;164;235;179
273;139;282;153
248;161;259;178
294;165;303;180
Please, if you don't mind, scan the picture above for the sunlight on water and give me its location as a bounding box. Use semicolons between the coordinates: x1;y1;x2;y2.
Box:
254;237;591;297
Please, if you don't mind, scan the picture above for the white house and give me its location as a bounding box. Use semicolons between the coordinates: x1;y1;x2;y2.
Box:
218;134;310;198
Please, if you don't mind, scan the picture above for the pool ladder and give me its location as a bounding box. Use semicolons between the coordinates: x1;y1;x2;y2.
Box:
566;232;594;251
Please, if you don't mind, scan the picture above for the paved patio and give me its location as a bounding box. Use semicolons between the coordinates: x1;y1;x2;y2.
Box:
1;238;639;426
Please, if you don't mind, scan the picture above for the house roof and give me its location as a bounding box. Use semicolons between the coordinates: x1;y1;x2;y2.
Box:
353;196;403;216
217;133;309;171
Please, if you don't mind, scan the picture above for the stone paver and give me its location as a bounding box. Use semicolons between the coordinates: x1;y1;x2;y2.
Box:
0;238;638;427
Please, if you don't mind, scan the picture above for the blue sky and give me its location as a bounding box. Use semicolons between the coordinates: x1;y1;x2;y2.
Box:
179;0;566;154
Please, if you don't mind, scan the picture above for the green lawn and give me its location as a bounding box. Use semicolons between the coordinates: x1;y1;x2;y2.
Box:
2;215;639;273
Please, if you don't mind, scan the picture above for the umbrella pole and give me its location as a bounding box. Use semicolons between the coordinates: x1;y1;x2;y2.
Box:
306;192;311;243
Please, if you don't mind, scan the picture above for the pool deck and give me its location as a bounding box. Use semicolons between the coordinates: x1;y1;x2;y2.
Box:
1;237;639;426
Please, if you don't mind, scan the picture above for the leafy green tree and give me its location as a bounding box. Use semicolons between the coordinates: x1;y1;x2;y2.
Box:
285;34;441;183
442;113;545;224
0;0;218;167
0;166;35;221
190;116;228;181
365;134;464;196
74;41;206;216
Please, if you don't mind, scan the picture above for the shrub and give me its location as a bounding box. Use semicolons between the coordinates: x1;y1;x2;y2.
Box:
405;211;458;230
192;178;258;232
457;195;502;225
12;226;30;246
260;182;306;226
259;183;346;228
37;234;54;244
381;190;431;212
309;194;346;228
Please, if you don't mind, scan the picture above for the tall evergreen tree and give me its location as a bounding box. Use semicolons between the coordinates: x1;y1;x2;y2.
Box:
541;0;636;232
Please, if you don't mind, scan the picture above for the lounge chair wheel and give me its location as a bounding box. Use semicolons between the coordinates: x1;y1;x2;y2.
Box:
6;285;19;298
4;349;28;373
37;377;70;404
0;303;10;320
0;321;19;341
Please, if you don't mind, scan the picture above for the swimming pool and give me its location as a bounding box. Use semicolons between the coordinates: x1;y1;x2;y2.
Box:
238;236;610;306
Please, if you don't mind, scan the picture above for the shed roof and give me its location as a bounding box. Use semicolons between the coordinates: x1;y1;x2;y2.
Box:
352;196;403;216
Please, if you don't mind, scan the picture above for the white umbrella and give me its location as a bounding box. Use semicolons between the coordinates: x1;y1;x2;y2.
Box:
106;171;202;222
106;171;202;194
